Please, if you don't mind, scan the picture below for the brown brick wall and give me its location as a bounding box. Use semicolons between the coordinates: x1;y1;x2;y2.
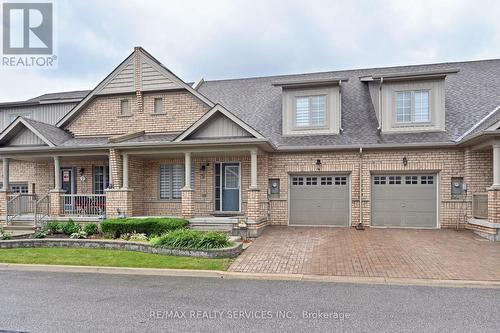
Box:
267;148;492;228
65;91;209;137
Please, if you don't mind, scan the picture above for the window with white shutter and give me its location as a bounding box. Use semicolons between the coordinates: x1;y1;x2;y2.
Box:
159;164;195;200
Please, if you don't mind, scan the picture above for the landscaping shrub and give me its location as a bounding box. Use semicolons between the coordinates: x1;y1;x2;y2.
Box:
70;231;87;239
129;232;148;242
33;231;47;239
83;223;99;236
150;229;232;249
44;221;62;234
101;218;188;238
61;220;81;236
0;228;12;240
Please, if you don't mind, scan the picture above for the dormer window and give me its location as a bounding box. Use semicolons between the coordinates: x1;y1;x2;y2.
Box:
275;78;344;136
295;95;327;128
396;90;429;123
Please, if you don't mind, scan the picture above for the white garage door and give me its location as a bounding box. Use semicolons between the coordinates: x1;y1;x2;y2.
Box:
289;175;350;226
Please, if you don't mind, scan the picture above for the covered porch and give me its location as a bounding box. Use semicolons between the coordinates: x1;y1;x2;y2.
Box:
467;142;500;241
0;144;270;237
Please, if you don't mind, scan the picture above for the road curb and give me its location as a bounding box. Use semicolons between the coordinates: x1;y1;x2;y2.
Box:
1;263;500;288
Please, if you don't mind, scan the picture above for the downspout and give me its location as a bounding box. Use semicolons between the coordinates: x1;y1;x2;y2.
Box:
339;80;344;133
356;147;365;230
377;77;383;131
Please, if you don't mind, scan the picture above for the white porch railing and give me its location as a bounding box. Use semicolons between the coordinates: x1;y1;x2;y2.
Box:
472;193;488;219
6;194;37;225
60;194;106;217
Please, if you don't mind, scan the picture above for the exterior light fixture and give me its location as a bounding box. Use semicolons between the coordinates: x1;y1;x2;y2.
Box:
402;156;408;166
316;159;322;170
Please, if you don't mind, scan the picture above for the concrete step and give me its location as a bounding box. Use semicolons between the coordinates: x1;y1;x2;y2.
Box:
190;223;234;232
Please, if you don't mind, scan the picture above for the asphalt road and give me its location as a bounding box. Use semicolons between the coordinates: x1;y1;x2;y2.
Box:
0;270;498;333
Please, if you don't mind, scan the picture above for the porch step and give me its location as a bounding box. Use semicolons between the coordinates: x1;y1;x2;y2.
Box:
189;217;241;233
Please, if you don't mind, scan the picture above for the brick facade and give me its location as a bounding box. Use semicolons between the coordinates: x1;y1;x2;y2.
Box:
65;91;209;137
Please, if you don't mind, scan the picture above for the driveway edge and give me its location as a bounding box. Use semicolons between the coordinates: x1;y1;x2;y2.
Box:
1;263;500;288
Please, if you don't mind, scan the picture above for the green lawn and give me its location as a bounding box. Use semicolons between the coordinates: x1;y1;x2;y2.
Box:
0;248;233;271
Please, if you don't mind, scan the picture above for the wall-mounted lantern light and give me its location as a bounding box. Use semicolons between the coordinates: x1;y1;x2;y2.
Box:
402;156;408;166
316;159;322;170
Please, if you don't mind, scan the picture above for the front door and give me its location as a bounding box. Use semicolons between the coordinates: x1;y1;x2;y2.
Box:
215;163;240;212
61;168;75;213
61;168;75;194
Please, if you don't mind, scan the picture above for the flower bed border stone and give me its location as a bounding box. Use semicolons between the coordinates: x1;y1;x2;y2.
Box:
0;239;242;259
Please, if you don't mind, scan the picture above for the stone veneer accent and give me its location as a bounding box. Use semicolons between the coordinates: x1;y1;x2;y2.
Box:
65;91;209;137
0;238;243;258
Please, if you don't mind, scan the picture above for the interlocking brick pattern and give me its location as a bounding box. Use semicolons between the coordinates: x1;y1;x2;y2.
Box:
229;227;500;280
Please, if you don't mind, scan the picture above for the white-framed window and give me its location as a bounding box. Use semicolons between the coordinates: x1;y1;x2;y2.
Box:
295;95;327;127
120;99;130;116
396;90;430;123
153;98;163;114
159;164;195;200
224;166;240;189
93;166;110;194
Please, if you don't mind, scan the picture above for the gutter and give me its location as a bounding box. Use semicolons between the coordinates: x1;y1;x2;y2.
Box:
339;80;344;133
356;147;365;230
277;141;456;152
377;77;383;131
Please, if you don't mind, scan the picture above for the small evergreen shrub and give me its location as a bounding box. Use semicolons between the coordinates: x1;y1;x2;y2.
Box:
101;218;188;238
83;223;99;236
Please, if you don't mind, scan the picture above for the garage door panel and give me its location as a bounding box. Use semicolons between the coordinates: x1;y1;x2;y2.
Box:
290;175;349;226
371;174;437;228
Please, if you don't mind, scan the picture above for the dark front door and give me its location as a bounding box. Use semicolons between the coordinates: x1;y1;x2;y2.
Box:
215;163;240;212
61;168;75;194
61;168;75;212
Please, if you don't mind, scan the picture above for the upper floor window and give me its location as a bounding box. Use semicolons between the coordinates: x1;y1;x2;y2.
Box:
153;98;163;114
295;95;326;128
396;90;429;123
120;99;130;116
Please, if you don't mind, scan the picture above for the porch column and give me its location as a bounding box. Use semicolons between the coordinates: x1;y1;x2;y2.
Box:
122;153;129;189
108;153;113;189
488;144;500;231
247;149;261;221
493;145;500;187
0;158;10;221
2;158;9;191
53;156;61;190
50;156;64;217
181;152;194;219
184;152;192;190
250;149;258;190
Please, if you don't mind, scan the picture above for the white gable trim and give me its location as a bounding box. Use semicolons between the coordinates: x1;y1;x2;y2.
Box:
0;117;54;147
56;47;215;128
175;104;265;142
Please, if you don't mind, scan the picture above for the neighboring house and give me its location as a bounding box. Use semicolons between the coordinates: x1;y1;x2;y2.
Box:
0;47;499;240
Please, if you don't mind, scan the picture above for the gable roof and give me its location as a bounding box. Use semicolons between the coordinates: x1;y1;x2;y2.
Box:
175;104;265;142
56;47;214;128
0;117;71;147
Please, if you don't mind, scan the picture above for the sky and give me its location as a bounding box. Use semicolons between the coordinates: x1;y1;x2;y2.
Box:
0;0;499;102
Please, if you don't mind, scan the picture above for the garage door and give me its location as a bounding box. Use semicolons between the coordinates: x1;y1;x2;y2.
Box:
290;175;349;226
371;174;437;228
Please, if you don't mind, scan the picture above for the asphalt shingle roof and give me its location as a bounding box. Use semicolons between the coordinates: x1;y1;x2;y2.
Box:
198;59;500;147
22;117;72;145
